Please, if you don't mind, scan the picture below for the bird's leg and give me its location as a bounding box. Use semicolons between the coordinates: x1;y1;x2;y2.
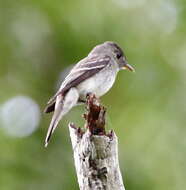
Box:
86;93;100;105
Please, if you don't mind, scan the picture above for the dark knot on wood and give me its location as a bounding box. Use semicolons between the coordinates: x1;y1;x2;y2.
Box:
83;94;106;135
70;94;113;139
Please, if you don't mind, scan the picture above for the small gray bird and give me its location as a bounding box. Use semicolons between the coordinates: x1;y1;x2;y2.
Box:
44;41;134;147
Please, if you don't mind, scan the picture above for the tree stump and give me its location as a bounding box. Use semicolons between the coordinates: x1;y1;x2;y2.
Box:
69;94;125;190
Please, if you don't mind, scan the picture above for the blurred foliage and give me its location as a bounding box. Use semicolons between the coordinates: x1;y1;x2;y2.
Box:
0;0;186;189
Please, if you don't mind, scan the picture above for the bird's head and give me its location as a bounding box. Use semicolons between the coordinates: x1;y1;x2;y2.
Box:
90;41;134;71
103;41;135;72
89;41;134;71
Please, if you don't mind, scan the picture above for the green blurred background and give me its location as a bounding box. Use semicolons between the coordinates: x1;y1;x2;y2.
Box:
0;0;186;189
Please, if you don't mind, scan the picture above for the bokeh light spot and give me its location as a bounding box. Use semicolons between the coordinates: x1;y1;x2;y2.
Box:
56;65;74;90
0;96;41;137
10;6;51;56
113;0;147;9
147;1;177;34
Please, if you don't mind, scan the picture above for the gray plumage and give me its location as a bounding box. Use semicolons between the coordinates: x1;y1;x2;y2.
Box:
44;41;134;147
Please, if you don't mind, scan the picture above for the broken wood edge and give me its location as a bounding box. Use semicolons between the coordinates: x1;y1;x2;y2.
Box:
69;124;125;190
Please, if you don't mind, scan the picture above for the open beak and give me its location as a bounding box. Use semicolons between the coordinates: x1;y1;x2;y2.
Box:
123;63;135;72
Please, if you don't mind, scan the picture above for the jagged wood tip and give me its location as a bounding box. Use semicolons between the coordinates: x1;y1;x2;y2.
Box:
84;94;106;135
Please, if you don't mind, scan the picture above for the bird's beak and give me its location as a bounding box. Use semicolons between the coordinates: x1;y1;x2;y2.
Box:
123;63;135;72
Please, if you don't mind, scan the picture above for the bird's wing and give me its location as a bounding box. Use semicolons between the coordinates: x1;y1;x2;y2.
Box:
44;55;111;113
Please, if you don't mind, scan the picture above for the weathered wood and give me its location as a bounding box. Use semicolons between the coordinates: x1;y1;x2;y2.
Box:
69;95;125;190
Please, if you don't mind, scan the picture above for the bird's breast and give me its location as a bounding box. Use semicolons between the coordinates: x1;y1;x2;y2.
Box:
77;66;118;100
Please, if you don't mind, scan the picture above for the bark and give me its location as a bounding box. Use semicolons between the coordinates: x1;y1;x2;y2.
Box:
69;94;125;190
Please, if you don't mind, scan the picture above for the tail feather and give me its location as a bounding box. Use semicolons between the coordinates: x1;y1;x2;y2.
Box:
45;96;64;147
44;88;79;147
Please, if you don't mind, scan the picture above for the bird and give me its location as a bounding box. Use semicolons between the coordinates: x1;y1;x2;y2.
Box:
44;41;134;147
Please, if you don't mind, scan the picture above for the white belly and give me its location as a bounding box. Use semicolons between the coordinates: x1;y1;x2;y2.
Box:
77;66;118;100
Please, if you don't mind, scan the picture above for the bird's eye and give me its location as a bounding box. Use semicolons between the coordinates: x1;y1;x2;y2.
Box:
116;53;122;59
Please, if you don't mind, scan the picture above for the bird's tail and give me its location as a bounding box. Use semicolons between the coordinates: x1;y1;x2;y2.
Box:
44;88;79;147
45;94;64;147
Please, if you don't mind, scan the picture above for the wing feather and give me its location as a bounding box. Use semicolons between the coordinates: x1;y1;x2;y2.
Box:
44;55;110;113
